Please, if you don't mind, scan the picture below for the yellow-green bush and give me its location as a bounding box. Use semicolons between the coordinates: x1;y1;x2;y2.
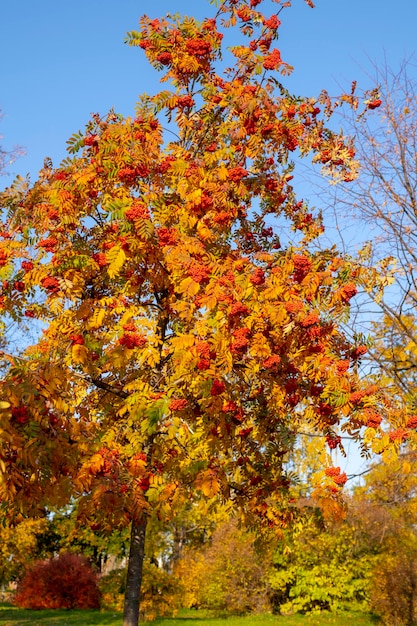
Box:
269;512;373;615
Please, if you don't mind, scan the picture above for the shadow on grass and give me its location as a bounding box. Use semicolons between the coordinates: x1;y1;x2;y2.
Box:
0;604;380;625
0;605;219;625
0;603;121;625
0;605;264;625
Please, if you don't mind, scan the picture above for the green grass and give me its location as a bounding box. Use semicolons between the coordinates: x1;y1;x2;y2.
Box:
0;605;380;626
0;603;120;625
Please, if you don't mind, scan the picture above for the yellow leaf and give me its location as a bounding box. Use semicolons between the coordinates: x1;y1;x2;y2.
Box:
106;346;129;368
283;321;295;335
170;334;195;350
128;457;147;477
87;308;106;330
106;246;126;279
72;344;89;364
198;293;218;311
186;189;202;204
250;332;271;358
177;178;189;200
0;401;10;409
178;277;200;297
217;165;228;181
196;469;220;498
263;283;284;300
403;461;411;475
196;222;215;242
57;277;74;292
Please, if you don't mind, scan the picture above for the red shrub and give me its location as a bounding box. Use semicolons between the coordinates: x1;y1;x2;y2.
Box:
14;552;101;609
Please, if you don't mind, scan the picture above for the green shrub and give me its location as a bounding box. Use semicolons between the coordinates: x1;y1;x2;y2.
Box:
269;514;372;615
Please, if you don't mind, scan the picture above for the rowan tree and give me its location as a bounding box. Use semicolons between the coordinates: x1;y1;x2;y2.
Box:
0;112;25;354
0;1;412;624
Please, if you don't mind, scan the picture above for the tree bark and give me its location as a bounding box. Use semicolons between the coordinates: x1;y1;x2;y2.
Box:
123;516;147;626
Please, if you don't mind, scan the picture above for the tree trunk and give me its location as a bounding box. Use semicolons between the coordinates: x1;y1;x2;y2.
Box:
123;516;147;626
411;558;417;625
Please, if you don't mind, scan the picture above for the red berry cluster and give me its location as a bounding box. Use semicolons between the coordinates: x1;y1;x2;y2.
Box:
211;379;226;396
41;277;60;293
169;399;189;411
11;406;29;425
231;327;251;354
325;466;347;486
119;334;147;349
263;49;282;70
292;255;312;283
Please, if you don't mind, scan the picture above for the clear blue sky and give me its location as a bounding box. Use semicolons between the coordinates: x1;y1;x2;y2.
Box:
1;0;417;184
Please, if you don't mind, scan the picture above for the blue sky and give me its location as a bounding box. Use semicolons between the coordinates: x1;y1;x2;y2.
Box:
1;0;417;184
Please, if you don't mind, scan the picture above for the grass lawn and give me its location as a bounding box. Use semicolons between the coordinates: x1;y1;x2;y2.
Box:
0;605;380;625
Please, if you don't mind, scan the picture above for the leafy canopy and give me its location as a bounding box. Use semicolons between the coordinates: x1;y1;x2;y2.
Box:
0;0;410;535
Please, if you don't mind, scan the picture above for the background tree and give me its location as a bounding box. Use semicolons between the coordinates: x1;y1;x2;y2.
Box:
175;518;271;615
0;517;49;590
355;454;417;626
266;454;417;619
34;505;132;575
268;504;373;615
0;1;410;624
316;61;417;412
0;110;24;178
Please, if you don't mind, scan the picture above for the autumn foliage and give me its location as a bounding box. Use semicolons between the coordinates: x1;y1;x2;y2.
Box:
0;0;414;623
13;552;101;610
100;564;182;621
0;1;401;528
175;519;270;614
